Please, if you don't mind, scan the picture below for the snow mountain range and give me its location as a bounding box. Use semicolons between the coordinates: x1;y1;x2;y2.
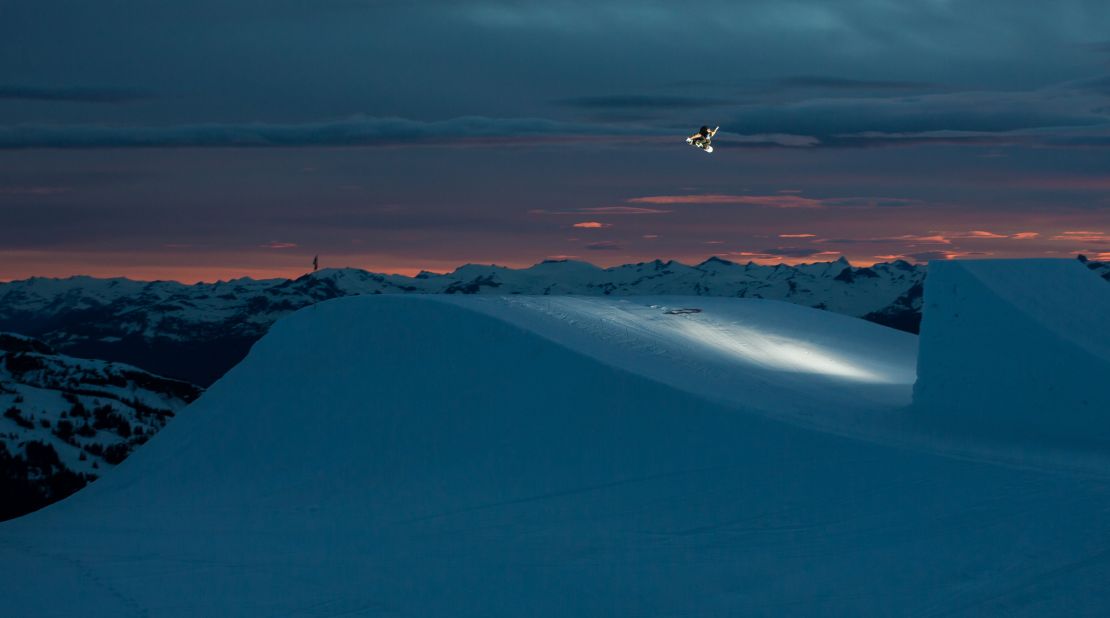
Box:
0;256;1105;388
0;332;200;520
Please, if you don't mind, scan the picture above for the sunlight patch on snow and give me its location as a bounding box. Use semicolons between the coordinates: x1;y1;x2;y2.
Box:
671;319;887;382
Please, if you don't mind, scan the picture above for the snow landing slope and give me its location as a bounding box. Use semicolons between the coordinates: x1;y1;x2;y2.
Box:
914;259;1110;448
1;283;1109;615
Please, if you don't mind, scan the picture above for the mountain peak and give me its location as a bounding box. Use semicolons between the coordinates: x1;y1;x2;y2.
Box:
698;256;735;267
529;259;602;271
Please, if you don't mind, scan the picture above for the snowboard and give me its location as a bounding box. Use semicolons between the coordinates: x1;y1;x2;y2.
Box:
687;139;713;153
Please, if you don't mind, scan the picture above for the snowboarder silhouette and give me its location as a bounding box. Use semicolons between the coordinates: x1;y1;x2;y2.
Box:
686;125;718;153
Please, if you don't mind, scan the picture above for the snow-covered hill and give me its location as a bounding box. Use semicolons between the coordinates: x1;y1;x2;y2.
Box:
0;333;201;520
0;257;928;386
1;259;1107;615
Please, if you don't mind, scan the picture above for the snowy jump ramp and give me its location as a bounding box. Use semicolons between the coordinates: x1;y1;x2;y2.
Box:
2;282;1110;616
914;259;1110;448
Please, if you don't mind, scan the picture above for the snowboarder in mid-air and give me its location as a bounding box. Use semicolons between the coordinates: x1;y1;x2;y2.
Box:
687;125;718;153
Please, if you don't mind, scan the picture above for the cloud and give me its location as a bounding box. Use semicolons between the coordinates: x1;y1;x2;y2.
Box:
957;230;1008;239
1072;75;1110;95
731;251;782;261
729;86;1110;137
642;234;659;240
906;250;961;262
584;240;622;251
727;249;839;263
0;85;151;104
820;233;951;245
1051;230;1108;243
580;206;669;215
1081;41;1110;54
531;205;670;216
0;115;660;149
556;95;733;109
895;234;951;245
572;221;611;228
817;131;1017;148
779;233;817;238
998;175;1110;190
628;194;824;208
0;186;70;195
760;247;829;258
1011;232;1040;240
627;194;918;209
8;107;1105;152
775;76;935;91
730;133;822;147
260;241;297;249
904;250;990;262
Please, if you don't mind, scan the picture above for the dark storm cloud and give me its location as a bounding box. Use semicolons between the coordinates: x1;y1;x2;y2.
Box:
0;85;151;104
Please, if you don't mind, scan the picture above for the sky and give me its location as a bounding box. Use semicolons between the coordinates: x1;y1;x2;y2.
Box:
1;0;1109;281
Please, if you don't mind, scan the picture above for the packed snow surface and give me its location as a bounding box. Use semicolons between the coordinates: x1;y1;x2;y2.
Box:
915;259;1110;448
1;274;1109;616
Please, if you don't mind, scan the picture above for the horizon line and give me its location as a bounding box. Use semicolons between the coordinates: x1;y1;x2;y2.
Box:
4;254;1095;286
